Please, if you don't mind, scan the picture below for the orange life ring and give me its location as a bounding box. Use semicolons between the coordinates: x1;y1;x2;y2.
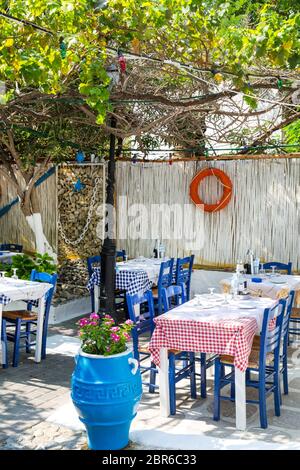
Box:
190;168;232;212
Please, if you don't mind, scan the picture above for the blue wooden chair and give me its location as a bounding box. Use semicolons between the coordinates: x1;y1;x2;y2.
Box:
161;284;186;312
116;250;126;261
1;318;8;369
213;299;286;429
0;243;23;253
126;289;196;415
263;262;292;275
175;255;194;301
3;270;57;367
252;290;295;400
152;258;174;315
87;255;101;312
280;290;295;397
87;251;127;312
162;284;216;399
289;295;300;342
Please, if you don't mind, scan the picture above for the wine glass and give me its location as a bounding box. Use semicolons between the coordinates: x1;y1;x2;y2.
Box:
208;287;216;297
271;265;277;277
12;268;18;280
0;271;7;278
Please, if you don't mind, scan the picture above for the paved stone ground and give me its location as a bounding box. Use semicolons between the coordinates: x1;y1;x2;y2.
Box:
0;317;87;450
1;315;300;450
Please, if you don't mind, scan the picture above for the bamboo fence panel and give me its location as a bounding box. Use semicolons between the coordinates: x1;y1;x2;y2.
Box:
116;159;300;271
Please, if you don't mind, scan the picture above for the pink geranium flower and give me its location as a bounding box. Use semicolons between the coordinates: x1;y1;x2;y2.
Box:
125;319;134;325
90;313;99;320
110;333;120;342
79;318;89;327
111;326;120;333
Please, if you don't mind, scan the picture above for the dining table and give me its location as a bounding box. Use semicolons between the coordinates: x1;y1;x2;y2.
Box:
0;277;52;366
88;257;168;311
148;293;278;431
220;273;300;305
0;251;23;264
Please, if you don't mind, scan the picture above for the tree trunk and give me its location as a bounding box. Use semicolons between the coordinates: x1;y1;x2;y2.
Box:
23;186;57;261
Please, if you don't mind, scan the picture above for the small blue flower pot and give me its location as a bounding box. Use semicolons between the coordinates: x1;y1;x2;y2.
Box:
71;348;142;450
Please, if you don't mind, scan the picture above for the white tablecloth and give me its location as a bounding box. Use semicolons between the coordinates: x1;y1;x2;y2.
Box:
0;251;22;264
116;257;167;284
0;278;52;365
220;274;300;304
158;295;276;331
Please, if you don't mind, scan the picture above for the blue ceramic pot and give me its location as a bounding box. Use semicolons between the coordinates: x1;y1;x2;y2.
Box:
71;348;142;450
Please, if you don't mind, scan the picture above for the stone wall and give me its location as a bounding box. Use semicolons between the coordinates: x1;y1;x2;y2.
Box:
55;164;105;304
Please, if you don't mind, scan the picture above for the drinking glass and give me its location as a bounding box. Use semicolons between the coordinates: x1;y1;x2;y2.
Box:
12;268;18;280
271;265;277;276
208;287;215;297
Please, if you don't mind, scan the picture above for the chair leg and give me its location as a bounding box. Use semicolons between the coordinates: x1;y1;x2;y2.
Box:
258;375;268;429
213;358;221;421
190;353;197;399
283;357;289;395
168;354;176;415
2;319;8;369
91;288;95;313
149;362;157;393
12;319;22;367
274;372;281;417
25;322;31;353
200;353;207;398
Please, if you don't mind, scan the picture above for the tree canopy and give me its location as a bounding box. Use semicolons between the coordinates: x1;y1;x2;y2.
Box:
0;0;300;168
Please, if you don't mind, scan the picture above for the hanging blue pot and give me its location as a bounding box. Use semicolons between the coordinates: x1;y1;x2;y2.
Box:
76;150;85;163
71;348;142;450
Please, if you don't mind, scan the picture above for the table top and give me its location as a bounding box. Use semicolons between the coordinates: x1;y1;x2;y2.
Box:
0;251;22;262
116;257;167;283
149;294;277;371
0;277;52;305
220;274;300;299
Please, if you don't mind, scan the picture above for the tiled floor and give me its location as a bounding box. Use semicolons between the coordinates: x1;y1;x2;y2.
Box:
1;315;300;450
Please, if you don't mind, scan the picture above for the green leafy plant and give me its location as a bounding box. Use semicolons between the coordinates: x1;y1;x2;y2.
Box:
78;314;134;356
1;252;56;280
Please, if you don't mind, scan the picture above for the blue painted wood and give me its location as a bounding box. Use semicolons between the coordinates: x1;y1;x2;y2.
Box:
175;255;194;301
0;243;23;253
263;261;292;274
116;250;126;261
0;167;55;219
213;299;286;428
281;290;295;396
0;197;20;219
87;256;101;312
34;166;56;187
4;270;57;366
153;258;174;315
161;284;186;312
1;319;8;369
126;289;196;413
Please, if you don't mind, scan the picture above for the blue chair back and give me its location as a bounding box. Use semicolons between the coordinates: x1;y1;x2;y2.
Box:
162;284;186;312
259;299;286;368
87;255;101;278
175;255;194;300
263;262;292;275
0;243;23;253
282;290;295;352
116;250;126;261
156;259;174;314
29;269;57;304
126;290;155;360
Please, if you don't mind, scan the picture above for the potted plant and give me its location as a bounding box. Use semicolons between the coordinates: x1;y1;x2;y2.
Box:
71;313;142;450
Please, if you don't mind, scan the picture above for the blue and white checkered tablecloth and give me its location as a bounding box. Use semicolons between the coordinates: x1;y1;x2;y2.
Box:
87;267;153;296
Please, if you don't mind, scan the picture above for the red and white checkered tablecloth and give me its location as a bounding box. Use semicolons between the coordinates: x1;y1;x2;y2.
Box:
149;299;274;371
149;311;259;372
